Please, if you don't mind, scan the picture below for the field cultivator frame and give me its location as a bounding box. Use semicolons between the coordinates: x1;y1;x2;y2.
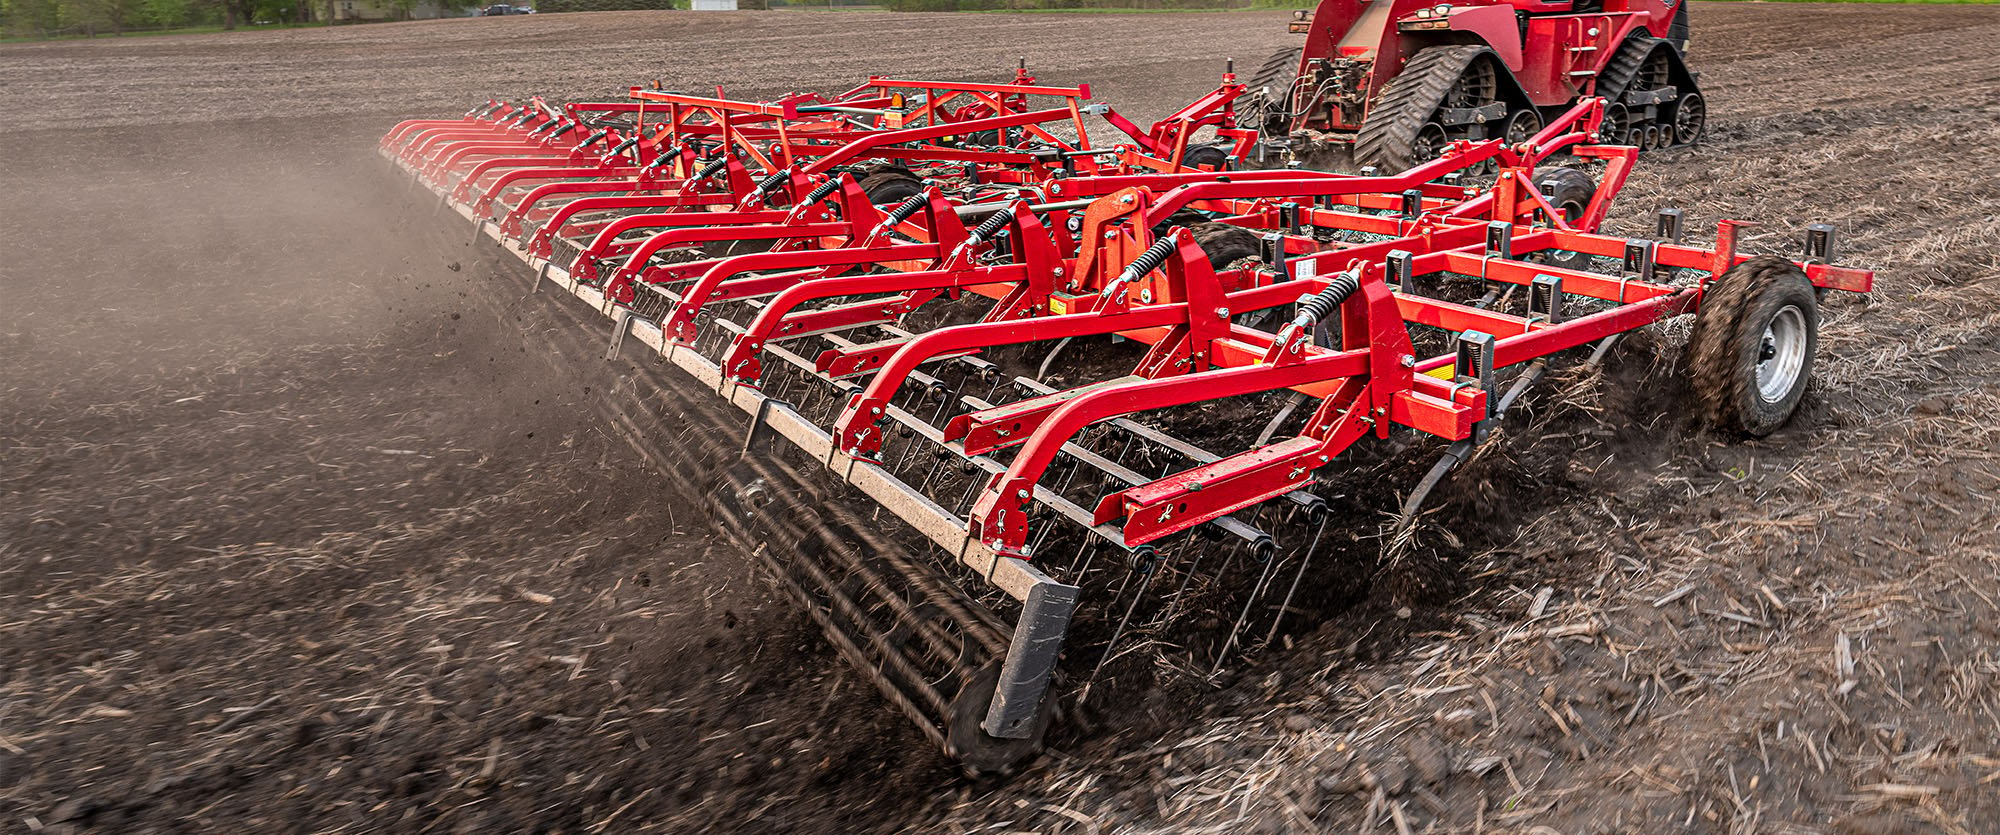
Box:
385;78;1872;771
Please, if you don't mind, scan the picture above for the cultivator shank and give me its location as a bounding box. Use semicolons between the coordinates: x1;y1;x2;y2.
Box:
385;70;1871;771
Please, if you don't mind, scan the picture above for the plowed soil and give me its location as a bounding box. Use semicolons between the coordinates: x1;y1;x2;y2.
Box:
3;4;1997;833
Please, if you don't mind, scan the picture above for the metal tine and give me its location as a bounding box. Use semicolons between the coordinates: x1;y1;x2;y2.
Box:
1258;514;1329;650
1081;550;1163;699
1211;539;1282;674
1156;536;1213;628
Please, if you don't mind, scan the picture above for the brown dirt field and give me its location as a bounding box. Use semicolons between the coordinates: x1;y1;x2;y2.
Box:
3;4;1998;833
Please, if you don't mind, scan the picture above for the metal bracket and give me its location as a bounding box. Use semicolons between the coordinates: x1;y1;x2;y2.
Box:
1804;223;1837;263
1454;330;1496;393
1485;221;1513;260
743;396;796;455
1622;239;1657;284
1656;208;1685;245
1455;330;1497;444
1529;274;1564;325
1259;233;1290;278
606;308;649;360
1278;202;1301;235
1386;249;1416;295
982;577;1080;739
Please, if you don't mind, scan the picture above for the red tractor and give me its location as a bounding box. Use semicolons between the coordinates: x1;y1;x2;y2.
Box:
1244;0;1704;171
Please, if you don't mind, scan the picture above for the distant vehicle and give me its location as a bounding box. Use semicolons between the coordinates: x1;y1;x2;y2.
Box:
480;4;532;14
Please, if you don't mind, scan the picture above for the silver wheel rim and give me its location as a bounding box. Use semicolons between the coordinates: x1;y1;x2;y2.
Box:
1756;305;1808;403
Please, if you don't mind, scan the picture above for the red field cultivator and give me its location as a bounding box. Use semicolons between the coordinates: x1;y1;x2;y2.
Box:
383;70;1870;772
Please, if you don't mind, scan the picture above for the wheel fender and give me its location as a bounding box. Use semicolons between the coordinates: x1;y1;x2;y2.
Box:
1416;5;1524;72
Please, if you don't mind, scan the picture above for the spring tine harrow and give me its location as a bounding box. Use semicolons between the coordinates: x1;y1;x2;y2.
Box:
387;76;1873;773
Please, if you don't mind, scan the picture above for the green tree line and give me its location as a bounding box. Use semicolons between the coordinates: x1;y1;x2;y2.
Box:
3;0;471;37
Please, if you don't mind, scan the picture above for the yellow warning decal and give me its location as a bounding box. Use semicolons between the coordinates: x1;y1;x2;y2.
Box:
1424;365;1455;380
1050;297;1069;315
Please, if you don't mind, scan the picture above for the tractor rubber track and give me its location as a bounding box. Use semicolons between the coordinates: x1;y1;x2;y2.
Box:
1245;47;1301;132
1352;45;1490;173
1594;34;1661;111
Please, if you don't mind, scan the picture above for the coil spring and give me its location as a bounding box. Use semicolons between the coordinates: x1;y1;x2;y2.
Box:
695;154;731;179
606;136;639;158
965;205;1016;246
1291;271;1360;328
578;129;608;148
800;176;844;206
880;192;929;228
1119;233;1181;283
472;102;503;119
751;170;790;197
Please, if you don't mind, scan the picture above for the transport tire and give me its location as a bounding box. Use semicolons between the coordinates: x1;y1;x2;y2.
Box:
1150;208;1211;239
1529;167;1596;270
1180;143;1231;171
1188;221;1262;269
1687;255;1818;437
858;171;924;205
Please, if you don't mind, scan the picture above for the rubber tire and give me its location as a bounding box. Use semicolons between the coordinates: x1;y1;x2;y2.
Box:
1534;167;1596;223
1530;167;1596;270
1181;144;1231;172
1149;208;1210;239
1687;255;1819;437
1187;221;1262;269
858;171;924;206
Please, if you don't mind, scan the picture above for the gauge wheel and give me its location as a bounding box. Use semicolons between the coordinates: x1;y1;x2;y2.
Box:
1687;255;1819;437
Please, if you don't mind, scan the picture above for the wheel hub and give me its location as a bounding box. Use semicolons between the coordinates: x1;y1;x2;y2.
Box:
1755;305;1809;403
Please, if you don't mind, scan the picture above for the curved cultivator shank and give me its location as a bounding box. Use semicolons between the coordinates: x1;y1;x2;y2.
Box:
383;68;1872;772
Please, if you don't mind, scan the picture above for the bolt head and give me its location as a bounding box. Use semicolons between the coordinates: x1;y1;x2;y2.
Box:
1400;354;1415;368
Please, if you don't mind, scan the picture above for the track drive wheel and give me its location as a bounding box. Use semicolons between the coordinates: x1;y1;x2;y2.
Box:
1671;91;1706;145
945;660;1055;776
1687;255;1819;437
1600;102;1630;146
1502;107;1543;146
